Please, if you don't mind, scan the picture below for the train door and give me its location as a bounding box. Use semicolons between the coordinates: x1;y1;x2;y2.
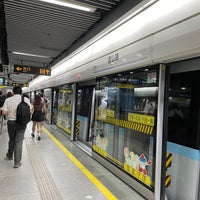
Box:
75;84;95;147
166;58;200;200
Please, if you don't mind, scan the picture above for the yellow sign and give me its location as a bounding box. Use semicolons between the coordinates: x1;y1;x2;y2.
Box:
106;109;115;118
128;113;154;126
14;64;51;76
39;68;50;75
12;83;29;87
115;83;135;89
59;89;72;93
124;163;152;186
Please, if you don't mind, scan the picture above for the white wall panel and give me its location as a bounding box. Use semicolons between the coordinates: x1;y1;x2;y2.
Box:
153;15;200;63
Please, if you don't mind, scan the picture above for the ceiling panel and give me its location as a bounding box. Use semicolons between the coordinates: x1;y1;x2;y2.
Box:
0;0;145;86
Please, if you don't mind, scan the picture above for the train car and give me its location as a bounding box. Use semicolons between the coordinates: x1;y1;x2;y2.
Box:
23;0;200;199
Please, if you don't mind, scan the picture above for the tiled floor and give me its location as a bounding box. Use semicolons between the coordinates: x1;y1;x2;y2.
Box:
0;121;145;200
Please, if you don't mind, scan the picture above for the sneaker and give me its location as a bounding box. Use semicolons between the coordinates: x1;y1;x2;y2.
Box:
31;133;35;138
38;136;41;141
13;162;22;168
4;153;13;160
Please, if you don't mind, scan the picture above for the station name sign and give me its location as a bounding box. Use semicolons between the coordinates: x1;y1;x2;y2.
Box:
14;65;51;76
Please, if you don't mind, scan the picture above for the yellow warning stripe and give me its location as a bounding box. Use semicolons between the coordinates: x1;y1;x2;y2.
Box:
165;152;172;188
75;120;80;135
97;116;154;135
56;123;71;134
75;129;79;135
166;153;172;168
76;120;80;126
93;145;107;157
165;175;171;188
43;127;117;200
106;154;123;166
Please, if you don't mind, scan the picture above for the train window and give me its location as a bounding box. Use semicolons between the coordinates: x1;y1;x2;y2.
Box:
93;66;159;189
168;70;200;149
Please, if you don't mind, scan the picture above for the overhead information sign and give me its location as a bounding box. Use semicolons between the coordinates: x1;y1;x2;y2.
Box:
12;83;29;87
14;65;51;76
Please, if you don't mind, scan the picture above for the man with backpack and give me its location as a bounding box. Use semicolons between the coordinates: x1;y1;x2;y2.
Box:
2;86;31;168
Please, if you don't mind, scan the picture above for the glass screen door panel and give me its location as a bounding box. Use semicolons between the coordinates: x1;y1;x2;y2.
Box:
52;88;59;124
76;86;94;146
57;85;73;134
43;88;52;124
93;66;159;190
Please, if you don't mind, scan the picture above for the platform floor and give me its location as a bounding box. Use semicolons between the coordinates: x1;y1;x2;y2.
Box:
0;121;146;200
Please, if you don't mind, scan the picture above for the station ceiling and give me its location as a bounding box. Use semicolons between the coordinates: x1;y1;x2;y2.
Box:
0;0;144;86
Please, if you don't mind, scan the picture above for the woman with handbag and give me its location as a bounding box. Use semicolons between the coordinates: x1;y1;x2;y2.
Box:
31;94;45;140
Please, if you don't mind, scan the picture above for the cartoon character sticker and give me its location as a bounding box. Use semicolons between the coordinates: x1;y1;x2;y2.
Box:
124;147;152;177
138;153;152;175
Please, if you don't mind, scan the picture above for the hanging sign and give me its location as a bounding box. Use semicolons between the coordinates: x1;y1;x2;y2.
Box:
14;65;51;76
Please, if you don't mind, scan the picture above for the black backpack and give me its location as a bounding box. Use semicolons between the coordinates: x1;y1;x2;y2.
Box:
16;96;30;126
0;96;6;107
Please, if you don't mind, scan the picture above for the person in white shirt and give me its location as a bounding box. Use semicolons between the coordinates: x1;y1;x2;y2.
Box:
2;86;31;168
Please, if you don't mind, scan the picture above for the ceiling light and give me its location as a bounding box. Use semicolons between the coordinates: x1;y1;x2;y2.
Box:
181;87;186;90
12;51;51;59
38;0;96;13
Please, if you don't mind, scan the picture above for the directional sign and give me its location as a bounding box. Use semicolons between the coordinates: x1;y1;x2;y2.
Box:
12;83;29;87
14;65;51;76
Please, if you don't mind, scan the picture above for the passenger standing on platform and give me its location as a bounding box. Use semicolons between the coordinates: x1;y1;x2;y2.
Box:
6;91;13;98
3;91;13;123
39;93;44;103
2;86;31;168
31;94;45;140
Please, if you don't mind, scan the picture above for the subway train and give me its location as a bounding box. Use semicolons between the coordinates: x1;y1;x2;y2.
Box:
23;0;200;199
